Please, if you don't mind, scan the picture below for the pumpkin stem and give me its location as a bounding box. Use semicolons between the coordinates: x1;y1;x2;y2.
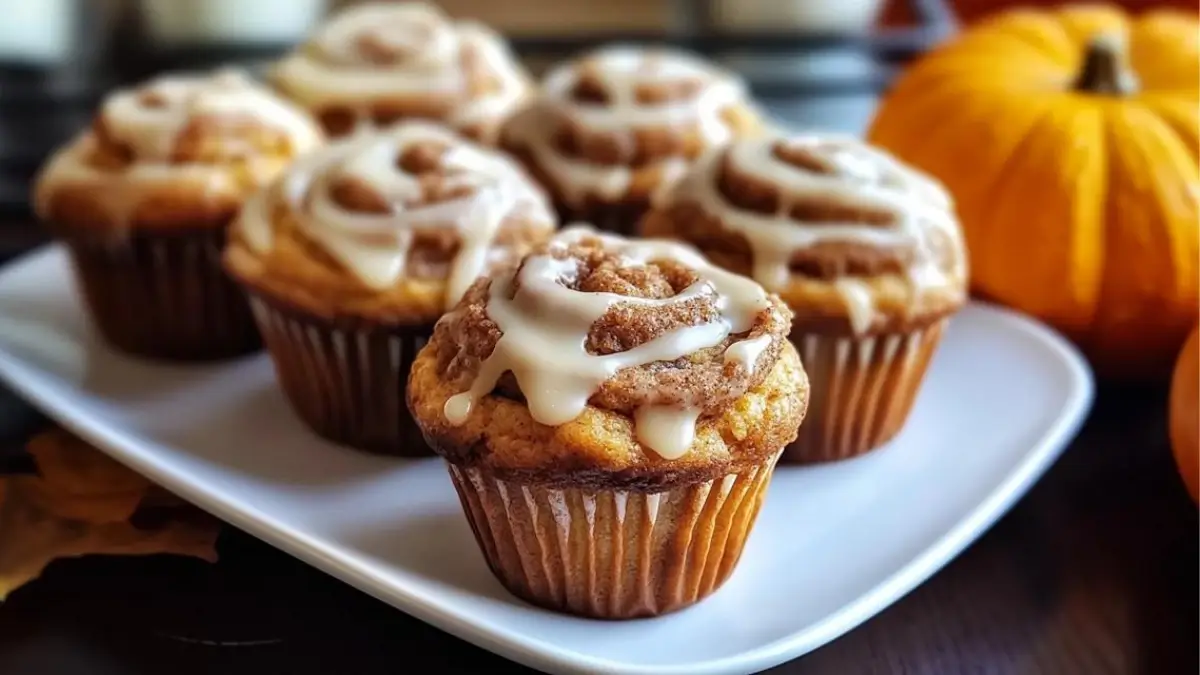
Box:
1074;33;1139;95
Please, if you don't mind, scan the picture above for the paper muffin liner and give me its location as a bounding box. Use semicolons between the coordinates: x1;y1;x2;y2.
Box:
446;452;781;619
62;227;259;361
248;295;432;457
783;319;947;464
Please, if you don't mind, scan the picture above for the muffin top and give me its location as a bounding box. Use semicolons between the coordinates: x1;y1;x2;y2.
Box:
643;133;968;335
407;226;807;490
224;121;557;325
272;2;531;143
35;69;323;232
500;46;763;210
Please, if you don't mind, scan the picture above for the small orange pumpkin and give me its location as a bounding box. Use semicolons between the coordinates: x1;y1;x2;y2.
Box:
868;5;1198;380
1170;325;1198;503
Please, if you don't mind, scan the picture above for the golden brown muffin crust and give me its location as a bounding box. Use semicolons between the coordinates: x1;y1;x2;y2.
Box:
410;339;806;491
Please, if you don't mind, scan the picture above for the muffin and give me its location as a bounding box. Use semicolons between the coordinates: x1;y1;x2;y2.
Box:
33;69;323;361
407;226;808;618
271;2;531;144
499;46;765;235
642;133;967;463
224;121;556;456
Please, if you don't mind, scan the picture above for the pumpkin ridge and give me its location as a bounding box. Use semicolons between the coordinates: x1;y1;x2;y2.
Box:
1130;12;1199;90
975;11;1079;64
1134;99;1200;165
1093;105;1197;376
963;101;1063;309
1118;105;1197;276
1127;108;1200;301
1093;107;1131;364
989;103;1107;334
1041;103;1108;337
867;80;970;173
1056;5;1129;50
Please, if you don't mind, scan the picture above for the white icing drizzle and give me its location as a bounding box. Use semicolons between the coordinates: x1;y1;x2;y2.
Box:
504;46;752;206
34;69;323;227
442;225;773;460
102;69;322;161
722;333;773;375
834;278;876;335
634;406;703;461
273;2;529;140
660;133;964;333
236;122;554;307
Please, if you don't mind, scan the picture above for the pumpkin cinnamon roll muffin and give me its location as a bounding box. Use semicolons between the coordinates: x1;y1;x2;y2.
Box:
642;133;967;463
500;46;764;235
224;122;556;456
407;226;808;618
34;70;323;360
271;2;531;144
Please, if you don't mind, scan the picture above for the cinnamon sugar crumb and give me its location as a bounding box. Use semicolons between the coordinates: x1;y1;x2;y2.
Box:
398;142;450;173
430;237;793;419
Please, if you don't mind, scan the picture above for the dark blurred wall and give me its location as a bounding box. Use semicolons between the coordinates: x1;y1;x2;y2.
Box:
883;0;1196;24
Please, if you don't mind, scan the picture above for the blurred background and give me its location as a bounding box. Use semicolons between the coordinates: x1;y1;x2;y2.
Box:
0;0;1190;257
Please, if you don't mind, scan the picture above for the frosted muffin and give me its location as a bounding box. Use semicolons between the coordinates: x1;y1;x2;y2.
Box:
407;226;808;617
34;70;323;360
272;2;531;144
642;133;967;463
500;46;764;235
224;122;557;456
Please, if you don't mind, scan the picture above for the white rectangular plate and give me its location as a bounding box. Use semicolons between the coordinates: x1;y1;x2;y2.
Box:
0;246;1093;675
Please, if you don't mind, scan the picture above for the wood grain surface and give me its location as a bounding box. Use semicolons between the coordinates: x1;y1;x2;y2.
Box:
0;382;1195;675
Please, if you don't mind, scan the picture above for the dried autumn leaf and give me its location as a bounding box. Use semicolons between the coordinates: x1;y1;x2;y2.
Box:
0;428;220;600
21;429;150;522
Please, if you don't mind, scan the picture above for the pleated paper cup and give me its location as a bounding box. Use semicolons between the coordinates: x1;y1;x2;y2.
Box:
445;452;782;619
62;227;260;361
247;294;432;457
783;319;947;464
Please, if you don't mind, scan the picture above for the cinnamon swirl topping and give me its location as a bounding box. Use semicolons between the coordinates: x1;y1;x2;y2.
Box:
272;2;530;142
435;226;792;459
95;70;321;163
34;69;323;228
502;46;757;207
655;134;966;333
236;122;555;308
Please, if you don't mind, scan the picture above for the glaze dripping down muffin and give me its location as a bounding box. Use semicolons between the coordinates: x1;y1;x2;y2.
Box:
272;2;531;143
34;69;324;360
642;133;967;463
225;121;556;456
408;227;808;617
500;46;764;234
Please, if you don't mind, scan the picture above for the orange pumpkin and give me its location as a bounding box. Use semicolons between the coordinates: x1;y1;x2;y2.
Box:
868;5;1199;380
1170;325;1198;503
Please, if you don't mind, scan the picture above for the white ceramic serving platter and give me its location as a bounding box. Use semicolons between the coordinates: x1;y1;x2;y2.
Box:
0;246;1093;675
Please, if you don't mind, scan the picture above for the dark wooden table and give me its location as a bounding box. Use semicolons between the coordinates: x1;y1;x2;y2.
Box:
0;381;1196;675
